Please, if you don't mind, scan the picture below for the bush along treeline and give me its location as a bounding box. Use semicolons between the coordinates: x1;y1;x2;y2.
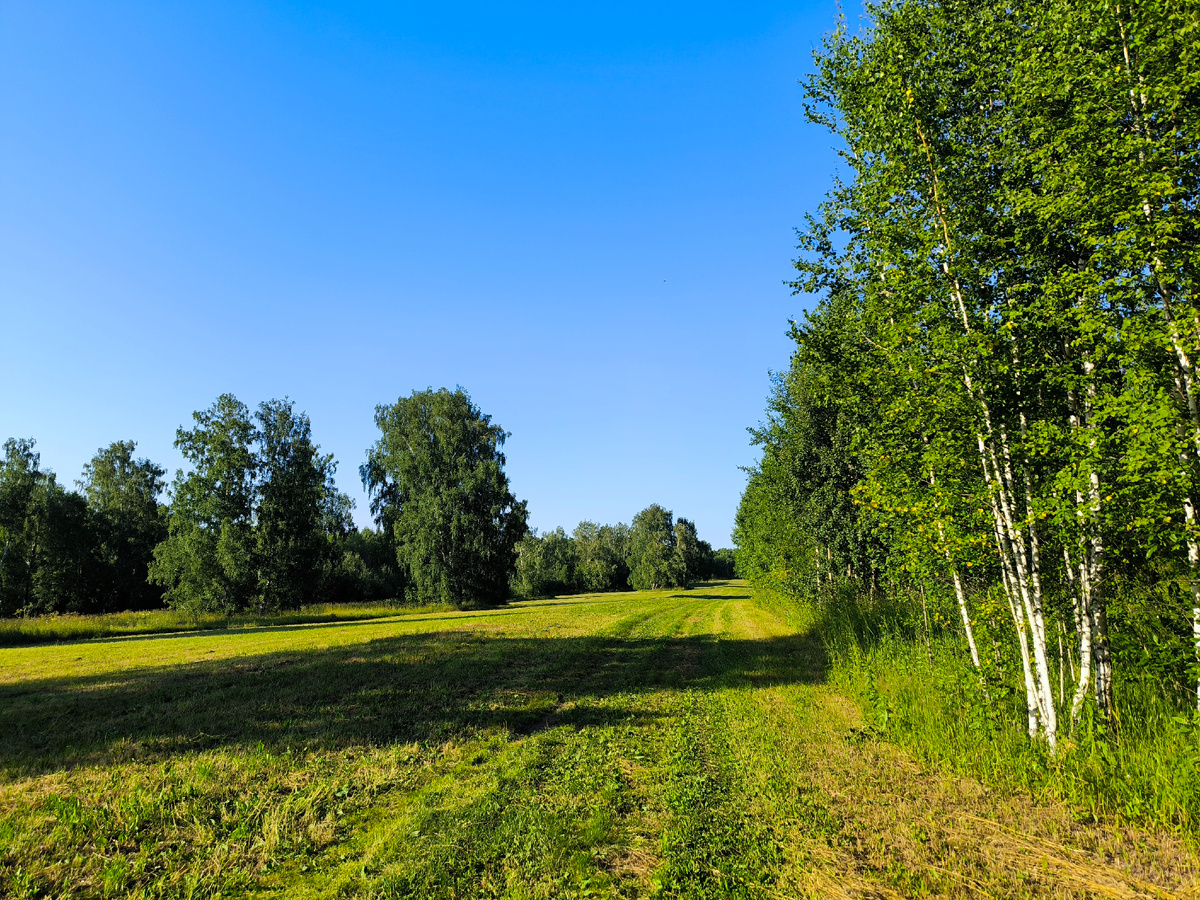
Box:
736;0;1200;832
512;505;735;597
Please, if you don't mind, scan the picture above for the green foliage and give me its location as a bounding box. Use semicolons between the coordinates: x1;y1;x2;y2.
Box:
0;439;55;616
710;548;736;580
733;457;813;596
0;439;104;616
572;520;631;592
513;527;579;597
363;387;528;608
150;395;259;613
26;482;92;615
255;399;348;611
152;394;353;614
327;527;407;603
672;518;702;588
629;504;686;591
79;441;167;611
0;438;170;616
734;294;883;597
513;515;727;598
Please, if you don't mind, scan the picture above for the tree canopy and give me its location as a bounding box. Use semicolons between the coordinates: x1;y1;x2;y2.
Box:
79;441;167;611
151;394;352;613
363;387;528;608
628;504;686;591
736;0;1200;750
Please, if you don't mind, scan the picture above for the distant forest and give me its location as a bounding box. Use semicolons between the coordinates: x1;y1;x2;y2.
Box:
513;509;735;598
0;387;731;617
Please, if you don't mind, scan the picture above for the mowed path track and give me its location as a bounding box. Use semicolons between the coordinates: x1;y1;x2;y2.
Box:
0;584;1195;898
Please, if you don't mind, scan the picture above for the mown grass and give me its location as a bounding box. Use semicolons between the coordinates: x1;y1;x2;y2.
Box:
1;582;1194;899
0;601;450;648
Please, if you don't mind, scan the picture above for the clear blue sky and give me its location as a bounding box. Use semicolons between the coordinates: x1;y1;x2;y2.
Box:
0;1;839;547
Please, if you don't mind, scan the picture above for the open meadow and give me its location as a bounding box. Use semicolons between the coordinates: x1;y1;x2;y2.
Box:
1;582;1196;899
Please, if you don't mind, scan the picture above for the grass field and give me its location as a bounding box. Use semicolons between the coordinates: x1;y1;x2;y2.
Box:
0;602;449;648
1;582;1196;899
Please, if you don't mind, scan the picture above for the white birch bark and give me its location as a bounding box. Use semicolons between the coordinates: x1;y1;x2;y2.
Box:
915;115;1055;745
983;441;1040;737
1081;357;1113;721
1070;542;1094;726
928;465;982;671
987;423;1058;748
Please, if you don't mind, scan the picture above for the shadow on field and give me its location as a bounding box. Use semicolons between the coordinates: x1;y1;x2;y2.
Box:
0;626;826;774
80;612;497;644
669;594;751;601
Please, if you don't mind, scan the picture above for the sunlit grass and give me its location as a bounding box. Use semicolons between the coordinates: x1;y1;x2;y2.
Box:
0;581;1192;899
0;600;452;648
811;585;1200;842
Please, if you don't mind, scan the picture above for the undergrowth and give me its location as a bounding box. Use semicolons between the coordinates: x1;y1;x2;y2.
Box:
782;582;1200;842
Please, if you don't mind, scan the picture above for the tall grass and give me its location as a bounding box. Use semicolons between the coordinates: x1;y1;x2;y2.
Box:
788;582;1200;841
0;600;451;647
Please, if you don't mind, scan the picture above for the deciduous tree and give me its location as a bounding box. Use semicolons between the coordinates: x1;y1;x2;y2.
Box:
363;388;527;608
79;441;166;611
150;395;259;613
628;504;684;590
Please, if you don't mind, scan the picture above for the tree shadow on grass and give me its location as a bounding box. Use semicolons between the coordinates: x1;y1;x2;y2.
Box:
669;594;752;601
0;625;826;776
73;611;498;644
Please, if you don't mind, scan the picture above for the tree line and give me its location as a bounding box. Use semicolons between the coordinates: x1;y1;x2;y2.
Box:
736;0;1198;751
1;386;731;616
512;506;735;598
0;394;401;617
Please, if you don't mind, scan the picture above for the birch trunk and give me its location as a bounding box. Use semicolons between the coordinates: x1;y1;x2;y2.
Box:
1080;357;1114;722
915;114;1054;745
928;465;982;670
1056;622;1065;708
1064;541;1093;727
948;560;982;670
987;422;1058;748
985;443;1040;738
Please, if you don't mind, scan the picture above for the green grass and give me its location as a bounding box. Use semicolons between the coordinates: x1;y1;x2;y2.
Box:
0;601;451;648
809;584;1200;842
1;582;1194;899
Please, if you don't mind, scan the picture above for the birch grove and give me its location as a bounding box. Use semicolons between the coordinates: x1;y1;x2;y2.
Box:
737;0;1200;746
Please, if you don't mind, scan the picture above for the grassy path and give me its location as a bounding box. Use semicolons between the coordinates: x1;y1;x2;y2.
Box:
0;583;1195;898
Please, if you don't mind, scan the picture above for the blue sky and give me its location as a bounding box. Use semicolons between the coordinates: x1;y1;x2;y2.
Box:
0;1;840;547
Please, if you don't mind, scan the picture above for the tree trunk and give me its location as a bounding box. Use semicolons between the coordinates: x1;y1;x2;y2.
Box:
1066;542;1093;727
986;423;1057;749
929;465;982;671
987;466;1039;738
920;584;933;665
1081;356;1114;724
